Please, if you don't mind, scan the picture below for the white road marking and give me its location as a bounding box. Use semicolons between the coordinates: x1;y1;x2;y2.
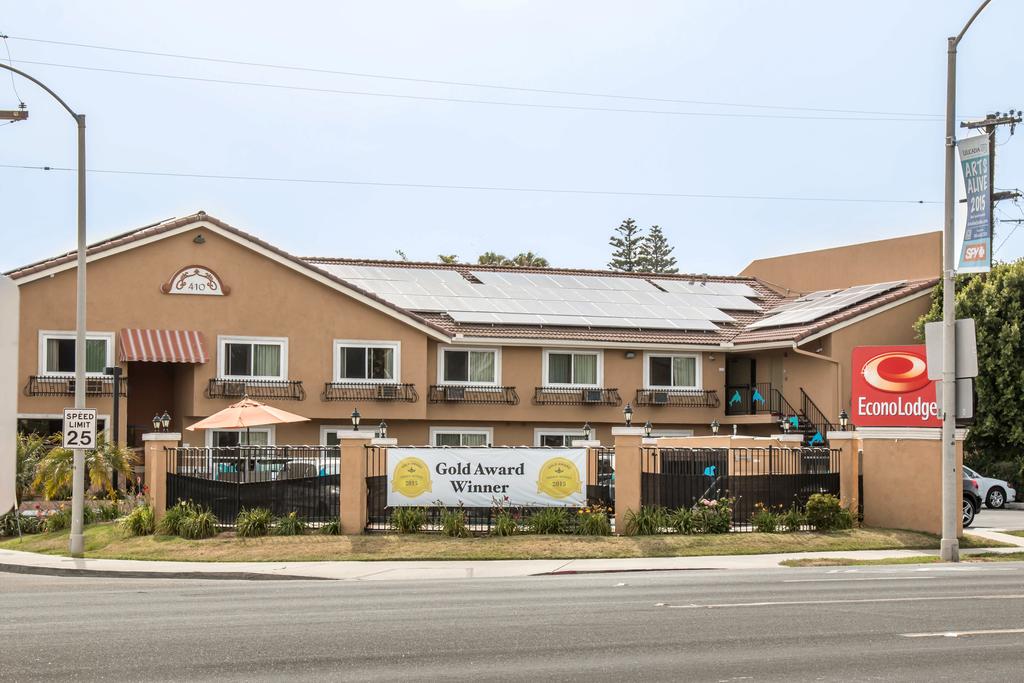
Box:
663;593;1024;609
783;577;936;583
902;628;1024;638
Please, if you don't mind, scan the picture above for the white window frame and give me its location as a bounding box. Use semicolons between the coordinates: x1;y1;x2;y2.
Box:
542;349;603;388
217;335;288;380
643;352;702;390
319;425;356;446
17;413;111;439
429;426;494;447
332;339;401;384
649;429;696;438
436;345;501;386
533;428;587;448
37;330;115;377
204;425;276;447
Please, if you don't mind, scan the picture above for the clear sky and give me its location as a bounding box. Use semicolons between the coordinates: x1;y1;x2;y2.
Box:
1;0;1022;275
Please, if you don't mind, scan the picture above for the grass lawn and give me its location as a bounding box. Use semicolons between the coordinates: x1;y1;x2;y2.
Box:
0;523;1001;563
781;551;1024;568
1003;530;1024;538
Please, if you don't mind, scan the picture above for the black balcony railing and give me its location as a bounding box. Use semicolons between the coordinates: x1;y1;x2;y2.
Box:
634;388;720;408
23;375;126;398
322;382;418;402
206;378;306;401
428;385;520;405
534;387;621;406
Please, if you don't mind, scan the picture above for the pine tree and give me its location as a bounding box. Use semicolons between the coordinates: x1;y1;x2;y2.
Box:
637;225;678;273
607;218;645;271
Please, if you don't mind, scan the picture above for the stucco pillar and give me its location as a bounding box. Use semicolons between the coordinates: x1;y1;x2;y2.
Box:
612;427;646;534
143;432;180;521
338;431;376;535
827;431;861;512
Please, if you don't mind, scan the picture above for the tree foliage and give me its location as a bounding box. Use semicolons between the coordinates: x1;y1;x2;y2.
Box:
608;218;644;271
15;432;56;507
914;259;1024;480
477;251;507;266
474;251;549;267
32;433;136;500
437;254;459;264
637;225;678;273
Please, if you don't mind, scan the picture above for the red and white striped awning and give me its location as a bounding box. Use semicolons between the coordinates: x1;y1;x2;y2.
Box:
118;329;209;364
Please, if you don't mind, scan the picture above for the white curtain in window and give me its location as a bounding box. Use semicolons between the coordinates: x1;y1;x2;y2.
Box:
672;356;697;387
573;354;598;385
85;339;106;373
371;348;394;379
469;351;495;383
435;433;462;447
45;338;62;372
548;353;572;383
253;344;281;377
462;433;489;447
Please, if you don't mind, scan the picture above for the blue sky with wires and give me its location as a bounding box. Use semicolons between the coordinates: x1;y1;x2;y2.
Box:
1;0;1022;273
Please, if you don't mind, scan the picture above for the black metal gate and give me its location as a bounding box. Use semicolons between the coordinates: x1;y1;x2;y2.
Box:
165;446;340;525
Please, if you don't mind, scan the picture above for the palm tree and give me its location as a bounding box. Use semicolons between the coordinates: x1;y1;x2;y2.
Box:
33;433;135;500
477;252;508;266
15;432;57;506
437;254;460;264
507;252;550;267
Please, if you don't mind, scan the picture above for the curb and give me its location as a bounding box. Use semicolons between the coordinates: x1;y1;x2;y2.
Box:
0;562;332;582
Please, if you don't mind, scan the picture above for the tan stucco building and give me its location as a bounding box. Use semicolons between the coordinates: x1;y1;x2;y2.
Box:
6;213;939;450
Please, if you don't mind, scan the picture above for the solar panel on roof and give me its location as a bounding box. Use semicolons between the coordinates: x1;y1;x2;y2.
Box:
747;281;906;329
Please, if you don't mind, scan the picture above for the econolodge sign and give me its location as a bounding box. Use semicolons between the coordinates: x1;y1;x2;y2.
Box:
851;345;940;427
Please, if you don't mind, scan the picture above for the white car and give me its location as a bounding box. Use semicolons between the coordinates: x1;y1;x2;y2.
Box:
963;466;1017;509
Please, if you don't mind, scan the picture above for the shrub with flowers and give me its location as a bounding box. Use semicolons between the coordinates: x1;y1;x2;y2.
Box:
490;496;521;537
691;497;733;534
575;504;611;536
750;502;783;533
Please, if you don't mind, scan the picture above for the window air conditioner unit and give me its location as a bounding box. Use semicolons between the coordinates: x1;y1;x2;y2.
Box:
652;391;669;406
86;378;106;395
222;381;247;397
582;389;603;403
378;384;399;399
445;386;466;401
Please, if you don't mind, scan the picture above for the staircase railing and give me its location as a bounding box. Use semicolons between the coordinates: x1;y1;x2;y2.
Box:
769;386;801;421
800;388;835;441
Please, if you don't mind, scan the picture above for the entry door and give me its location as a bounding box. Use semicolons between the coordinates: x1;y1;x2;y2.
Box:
725;357;757;415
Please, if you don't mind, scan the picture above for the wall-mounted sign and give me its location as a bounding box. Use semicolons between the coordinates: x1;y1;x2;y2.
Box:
387;447;586;507
161;266;230;296
851;345;940;428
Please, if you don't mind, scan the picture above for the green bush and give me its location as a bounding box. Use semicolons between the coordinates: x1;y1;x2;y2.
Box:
1;512;42;537
492;510;519;537
274;511;308;536
575;508;611;536
780;505;806;532
319;518;340;535
179;508;219;539
624;506;667;535
667;507;695;534
751;504;782;533
691;498;732;534
805;494;852;531
439;507;469;538
527;507;569;534
44;507;71;532
390;506;427;534
94;501;122;522
236;507;274;537
157;501;194;536
119;504;155;536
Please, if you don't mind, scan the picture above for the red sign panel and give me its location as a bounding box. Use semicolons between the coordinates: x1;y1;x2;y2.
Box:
851;345;940;427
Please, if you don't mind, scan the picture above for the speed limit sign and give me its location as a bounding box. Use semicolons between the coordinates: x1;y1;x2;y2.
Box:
63;408;97;449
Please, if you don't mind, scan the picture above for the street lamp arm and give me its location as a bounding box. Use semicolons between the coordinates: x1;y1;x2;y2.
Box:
0;62;80;120
953;0;993;47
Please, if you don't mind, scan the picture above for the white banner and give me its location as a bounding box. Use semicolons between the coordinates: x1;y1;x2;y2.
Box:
387;447;587;507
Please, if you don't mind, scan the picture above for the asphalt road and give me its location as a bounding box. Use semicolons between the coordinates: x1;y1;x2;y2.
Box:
972;504;1024;530
2;564;1024;682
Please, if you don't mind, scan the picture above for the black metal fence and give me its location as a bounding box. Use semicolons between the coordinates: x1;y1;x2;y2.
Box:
365;445;613;533
641;446;841;530
533;387;621;406
206;378;306;401
165;446;339;525
24;375;126;397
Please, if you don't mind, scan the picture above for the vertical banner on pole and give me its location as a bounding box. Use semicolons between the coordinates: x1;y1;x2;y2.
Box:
956;135;991;274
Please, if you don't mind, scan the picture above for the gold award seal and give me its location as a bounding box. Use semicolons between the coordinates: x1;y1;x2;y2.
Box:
392;457;432;498
536;457;582;499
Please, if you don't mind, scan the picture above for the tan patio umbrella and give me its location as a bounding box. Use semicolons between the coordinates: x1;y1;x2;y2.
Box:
186;396;309;444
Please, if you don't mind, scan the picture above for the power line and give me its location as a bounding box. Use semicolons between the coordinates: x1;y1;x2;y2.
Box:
1;33;23;104
7;34;946;119
10;59;941;123
0;163;939;204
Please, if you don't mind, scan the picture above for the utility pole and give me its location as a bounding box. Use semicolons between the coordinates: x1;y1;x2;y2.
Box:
941;0;993;563
961;111;1022;245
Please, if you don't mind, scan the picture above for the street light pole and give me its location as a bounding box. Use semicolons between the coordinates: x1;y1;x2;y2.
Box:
940;0;993;563
0;64;89;557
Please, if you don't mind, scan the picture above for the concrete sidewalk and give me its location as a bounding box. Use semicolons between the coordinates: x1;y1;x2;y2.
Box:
2;529;1022;581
